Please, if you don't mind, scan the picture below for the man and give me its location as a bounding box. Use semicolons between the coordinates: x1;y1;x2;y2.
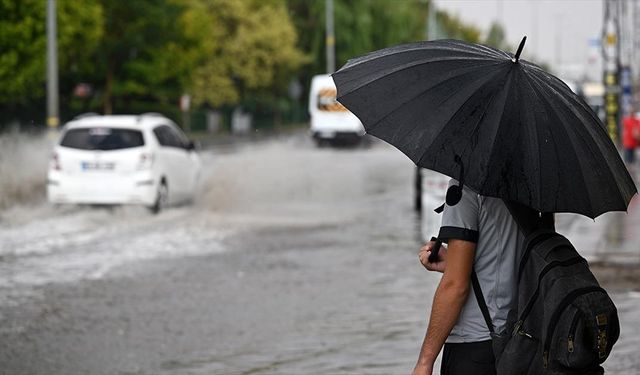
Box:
411;181;525;375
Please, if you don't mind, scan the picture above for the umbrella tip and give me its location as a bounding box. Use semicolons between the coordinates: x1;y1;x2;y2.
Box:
512;36;527;63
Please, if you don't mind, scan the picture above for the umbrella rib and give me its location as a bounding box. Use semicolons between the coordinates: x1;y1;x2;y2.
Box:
518;72;544;211
524;73;595;216
529;69;618;150
524;66;617;145
416;67;509;169
365;64;506;136
528;71;636;213
477;71;516;196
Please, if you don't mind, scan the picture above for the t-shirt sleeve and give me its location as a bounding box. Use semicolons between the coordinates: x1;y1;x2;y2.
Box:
437;180;479;243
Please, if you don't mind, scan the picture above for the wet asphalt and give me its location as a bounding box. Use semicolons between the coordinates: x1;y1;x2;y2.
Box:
0;132;638;374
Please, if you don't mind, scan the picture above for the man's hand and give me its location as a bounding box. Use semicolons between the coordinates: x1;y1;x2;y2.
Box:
418;241;447;273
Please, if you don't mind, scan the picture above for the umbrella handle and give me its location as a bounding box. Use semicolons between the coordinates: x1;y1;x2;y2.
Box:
428;237;443;263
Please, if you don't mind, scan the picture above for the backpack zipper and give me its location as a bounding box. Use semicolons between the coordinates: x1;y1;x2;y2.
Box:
567;310;581;353
516;256;586;325
542;286;606;368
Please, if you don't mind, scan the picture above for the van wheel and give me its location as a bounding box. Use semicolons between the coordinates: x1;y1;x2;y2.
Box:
149;181;168;214
360;136;372;149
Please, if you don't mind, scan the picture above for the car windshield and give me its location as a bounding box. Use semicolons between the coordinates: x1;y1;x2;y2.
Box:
60;127;144;150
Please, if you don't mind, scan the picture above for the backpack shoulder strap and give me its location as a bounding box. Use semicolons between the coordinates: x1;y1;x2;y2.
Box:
471;269;494;334
469;201;555;335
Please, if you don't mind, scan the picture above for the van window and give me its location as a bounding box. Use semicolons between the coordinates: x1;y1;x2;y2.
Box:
317;87;347;112
60;128;144;150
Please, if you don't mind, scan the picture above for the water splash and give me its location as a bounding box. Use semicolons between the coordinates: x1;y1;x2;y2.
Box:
0;132;53;209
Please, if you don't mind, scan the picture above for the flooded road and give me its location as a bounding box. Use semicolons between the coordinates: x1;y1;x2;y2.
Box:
0;132;638;374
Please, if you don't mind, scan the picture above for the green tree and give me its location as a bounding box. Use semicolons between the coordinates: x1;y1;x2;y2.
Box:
288;0;425;76
484;21;507;50
287;0;427;116
0;0;103;105
96;0;192;113
334;0;425;67
435;9;481;43
185;0;306;108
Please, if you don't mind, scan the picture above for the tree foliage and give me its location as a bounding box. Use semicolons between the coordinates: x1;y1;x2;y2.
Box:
484;22;508;51
0;0;102;105
286;0;484;115
288;0;426;78
436;9;481;44
96;0;191;113
0;0;494;125
186;0;307;108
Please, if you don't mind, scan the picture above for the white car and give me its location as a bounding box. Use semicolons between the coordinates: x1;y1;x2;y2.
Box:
47;113;201;213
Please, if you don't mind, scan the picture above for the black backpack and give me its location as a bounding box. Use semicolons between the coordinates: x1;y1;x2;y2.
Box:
471;201;620;375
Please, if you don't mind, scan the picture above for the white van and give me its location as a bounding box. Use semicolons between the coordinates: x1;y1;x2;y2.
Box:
308;74;364;146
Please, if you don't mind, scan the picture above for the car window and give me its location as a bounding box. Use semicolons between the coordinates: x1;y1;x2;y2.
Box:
153;126;169;147
60;128;144;150
153;125;184;148
166;126;188;148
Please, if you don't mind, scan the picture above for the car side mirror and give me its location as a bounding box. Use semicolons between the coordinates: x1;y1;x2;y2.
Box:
185;140;196;151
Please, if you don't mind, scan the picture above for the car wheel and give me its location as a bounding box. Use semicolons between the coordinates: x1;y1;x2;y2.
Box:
315;138;330;148
149;181;168;214
360;136;372;149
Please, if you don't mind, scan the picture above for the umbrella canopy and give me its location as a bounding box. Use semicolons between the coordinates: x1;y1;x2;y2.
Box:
333;38;637;218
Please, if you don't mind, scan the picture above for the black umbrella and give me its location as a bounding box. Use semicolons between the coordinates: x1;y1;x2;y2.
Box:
333;37;636;219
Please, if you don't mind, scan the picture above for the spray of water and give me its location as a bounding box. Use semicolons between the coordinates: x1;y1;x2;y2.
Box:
0;132;53;210
196;139;412;219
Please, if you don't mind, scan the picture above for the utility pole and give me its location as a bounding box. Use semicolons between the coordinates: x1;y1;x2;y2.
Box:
325;0;335;74
47;0;59;130
427;0;437;40
531;1;538;58
633;1;640;85
603;0;621;143
554;14;563;70
416;0;438;213
619;0;633;118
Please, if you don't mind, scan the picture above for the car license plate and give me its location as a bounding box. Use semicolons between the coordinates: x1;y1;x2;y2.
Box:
81;161;115;171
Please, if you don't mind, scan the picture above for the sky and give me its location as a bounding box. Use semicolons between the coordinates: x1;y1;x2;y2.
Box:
436;0;604;80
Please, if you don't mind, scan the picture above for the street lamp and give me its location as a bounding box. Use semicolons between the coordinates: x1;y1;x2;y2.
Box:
325;0;335;74
47;0;59;130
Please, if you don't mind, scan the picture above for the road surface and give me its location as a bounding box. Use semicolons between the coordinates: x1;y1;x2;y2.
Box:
0;132;638;374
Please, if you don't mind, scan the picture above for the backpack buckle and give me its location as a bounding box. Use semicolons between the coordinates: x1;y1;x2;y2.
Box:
512;320;523;337
597;329;608;358
543;351;549;368
596;314;608;359
596;313;608;326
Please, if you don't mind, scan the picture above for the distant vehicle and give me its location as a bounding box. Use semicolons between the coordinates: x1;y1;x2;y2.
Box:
47;113;201;213
308;74;365;146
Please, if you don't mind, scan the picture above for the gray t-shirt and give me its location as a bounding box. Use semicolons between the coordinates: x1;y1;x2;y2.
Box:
438;180;524;343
